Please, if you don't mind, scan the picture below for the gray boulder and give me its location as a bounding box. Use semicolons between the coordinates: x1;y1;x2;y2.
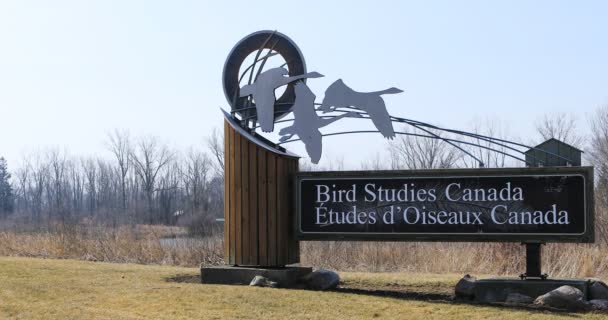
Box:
590;281;608;300
302;269;340;290
249;275;278;288
455;274;476;299
589;299;608;311
534;285;590;310
505;293;534;305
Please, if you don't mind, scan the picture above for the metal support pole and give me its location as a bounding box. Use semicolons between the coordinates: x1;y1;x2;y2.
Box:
520;242;547;280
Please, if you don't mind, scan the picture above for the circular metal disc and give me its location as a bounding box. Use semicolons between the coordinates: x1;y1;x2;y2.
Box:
222;30;306;125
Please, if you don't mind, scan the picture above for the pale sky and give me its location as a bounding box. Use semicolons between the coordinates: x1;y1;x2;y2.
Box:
1;1;607;170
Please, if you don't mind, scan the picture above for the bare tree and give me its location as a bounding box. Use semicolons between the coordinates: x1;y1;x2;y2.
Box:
461;119;513;168
81;158;97;216
131;136;173;223
158;160;182;225
182;149;211;216
587;106;608;243
46;149;69;224
388;126;461;170
535;112;584;147
206;128;224;177
14;157;31;219
7;132;224;231
588;106;608;181
29;154;48;225
107;130;132;215
360;153;389;170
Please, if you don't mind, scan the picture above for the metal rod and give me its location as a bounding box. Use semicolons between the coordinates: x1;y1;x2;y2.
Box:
237;52;280;85
247;31;276;86
278;130;532;165
253;40;280;82
388;114;574;163
325;108;535;164
329;107;560;164
234;101;569;165
388;116;539;164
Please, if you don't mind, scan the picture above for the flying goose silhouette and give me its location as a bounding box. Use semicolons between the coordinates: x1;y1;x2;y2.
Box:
239;67;323;132
279;82;360;164
319;79;402;139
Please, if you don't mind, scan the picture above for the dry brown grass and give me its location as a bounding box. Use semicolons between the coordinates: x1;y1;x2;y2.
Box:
301;241;608;278
0;225;223;266
1;224;608;279
2;256;607;320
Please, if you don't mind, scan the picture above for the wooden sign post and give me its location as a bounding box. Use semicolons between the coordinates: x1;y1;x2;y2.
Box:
223;119;300;267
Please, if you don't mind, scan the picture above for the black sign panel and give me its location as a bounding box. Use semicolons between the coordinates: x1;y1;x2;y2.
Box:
296;167;594;242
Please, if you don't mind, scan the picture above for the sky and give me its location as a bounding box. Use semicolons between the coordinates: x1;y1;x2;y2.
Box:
0;0;607;170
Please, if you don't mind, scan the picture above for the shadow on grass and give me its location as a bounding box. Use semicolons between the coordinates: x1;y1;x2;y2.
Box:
166;273;200;283
165;273;589;317
334;286;586;317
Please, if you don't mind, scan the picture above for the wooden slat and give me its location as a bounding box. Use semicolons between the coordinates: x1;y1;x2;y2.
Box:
284;158;291;264
293;159;300;263
228;124;236;264
234;130;242;265
223;121;230;263
257;148;268;266
276;158;287;265
241;137;250;265
267;153;277;266
288;158;300;263
224;123;300;267
249;142;258;265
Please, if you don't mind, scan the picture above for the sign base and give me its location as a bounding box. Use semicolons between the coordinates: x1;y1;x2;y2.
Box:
201;265;312;288
473;278;590;303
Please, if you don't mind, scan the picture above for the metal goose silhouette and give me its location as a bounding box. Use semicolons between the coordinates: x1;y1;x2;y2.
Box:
319;79;403;139
239;67;323;132
279;82;360;164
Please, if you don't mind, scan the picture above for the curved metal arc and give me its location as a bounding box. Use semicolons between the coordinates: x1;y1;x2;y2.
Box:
253;106;522;165
387;114;574;164
386;115;545;165
243;104;538;166
254;39;280;82
236;101;299;113
328;107;525;155
237;52;280;85
329;106;570;164
231;33;279;117
278;130;532;165
386;116;534;162
247;31;277;86
233;100;564;166
324;107;543;164
254;114;369;129
240;107;369;122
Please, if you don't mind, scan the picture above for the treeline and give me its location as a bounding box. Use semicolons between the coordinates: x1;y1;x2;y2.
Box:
1;108;607;240
2;130;225;234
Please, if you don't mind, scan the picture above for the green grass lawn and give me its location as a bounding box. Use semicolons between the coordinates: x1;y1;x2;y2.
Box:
0;256;605;319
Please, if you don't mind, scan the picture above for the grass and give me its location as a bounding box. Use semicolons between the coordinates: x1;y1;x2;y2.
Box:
0;226;224;267
4;225;608;280
0;257;607;319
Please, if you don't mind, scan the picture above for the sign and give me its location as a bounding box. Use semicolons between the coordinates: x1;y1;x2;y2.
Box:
296;167;594;242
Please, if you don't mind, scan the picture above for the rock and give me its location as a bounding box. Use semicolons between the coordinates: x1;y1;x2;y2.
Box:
302;269;340;291
505;293;534;305
455;274;476;299
590;281;608;300
249;275;278;288
534;285;590;310
589;299;608;311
